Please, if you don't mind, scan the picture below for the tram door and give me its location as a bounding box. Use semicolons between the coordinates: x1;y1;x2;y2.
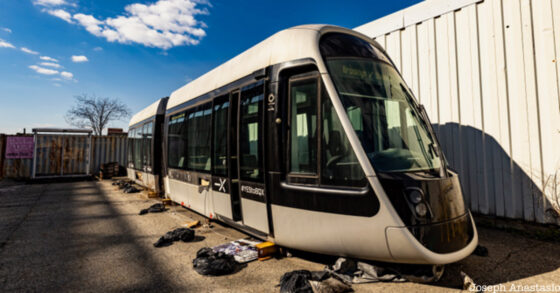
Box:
236;81;269;234
212;92;242;221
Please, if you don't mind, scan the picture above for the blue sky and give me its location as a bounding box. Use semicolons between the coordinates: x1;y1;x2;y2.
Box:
0;0;420;134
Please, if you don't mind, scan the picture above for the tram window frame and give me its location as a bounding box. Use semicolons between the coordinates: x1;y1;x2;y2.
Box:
239;81;265;182
282;71;367;189
212;95;229;177
143;122;153;172
167;111;188;170
127;128;135;167
185;102;213;173
286;73;320;185
133;125;143;170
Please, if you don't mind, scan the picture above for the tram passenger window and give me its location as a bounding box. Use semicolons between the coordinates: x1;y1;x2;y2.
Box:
213;97;229;176
143;122;153;169
186;103;212;172
239;82;264;181
289;78;318;174
134;125;143;169
168;112;187;169
321;93;366;187
127;128;134;167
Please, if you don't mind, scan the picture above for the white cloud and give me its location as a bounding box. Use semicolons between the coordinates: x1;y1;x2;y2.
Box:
73;13;103;35
0;39;15;48
93;46;103;51
44;9;73;23
21;47;39;55
71;55;88;62
33;0;70;6
40;56;58;62
60;71;73;79
29;65;59;75
40;62;62;68
30;65;75;80
1;28;12;33
53;83;62;87
67;0;208;50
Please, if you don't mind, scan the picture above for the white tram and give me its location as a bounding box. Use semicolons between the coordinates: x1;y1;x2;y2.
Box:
129;25;477;264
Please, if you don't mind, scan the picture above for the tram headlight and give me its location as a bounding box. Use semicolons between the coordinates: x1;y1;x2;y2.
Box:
415;203;428;217
408;190;423;204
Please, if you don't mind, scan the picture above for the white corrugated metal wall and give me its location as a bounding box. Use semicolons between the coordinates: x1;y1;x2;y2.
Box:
356;0;560;224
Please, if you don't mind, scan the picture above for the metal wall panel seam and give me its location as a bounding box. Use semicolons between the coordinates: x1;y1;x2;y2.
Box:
552;0;560;113
475;2;489;215
522;0;541;222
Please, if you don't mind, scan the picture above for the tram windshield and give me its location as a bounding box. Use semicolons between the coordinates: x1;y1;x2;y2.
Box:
320;33;442;173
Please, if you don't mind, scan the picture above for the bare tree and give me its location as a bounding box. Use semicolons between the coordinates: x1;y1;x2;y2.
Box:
65;94;131;135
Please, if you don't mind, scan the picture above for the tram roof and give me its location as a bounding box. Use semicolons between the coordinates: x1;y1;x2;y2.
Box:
167;24;345;110
129;97;168;127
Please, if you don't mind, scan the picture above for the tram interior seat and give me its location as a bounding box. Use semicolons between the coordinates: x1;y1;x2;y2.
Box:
326;131;346;167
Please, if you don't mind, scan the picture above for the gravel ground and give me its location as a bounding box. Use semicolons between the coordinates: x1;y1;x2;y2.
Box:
0;180;559;292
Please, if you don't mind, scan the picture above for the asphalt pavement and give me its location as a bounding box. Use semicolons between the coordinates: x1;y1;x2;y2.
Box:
0;180;559;292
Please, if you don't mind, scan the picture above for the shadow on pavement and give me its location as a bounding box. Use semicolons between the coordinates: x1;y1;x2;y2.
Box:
0;180;181;292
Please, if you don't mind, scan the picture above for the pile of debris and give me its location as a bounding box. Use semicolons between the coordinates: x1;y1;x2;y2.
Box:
139;203;167;215
154;227;196;247
112;179;141;193
278;258;446;293
193;247;240;276
277;244;490;292
278;270;352;293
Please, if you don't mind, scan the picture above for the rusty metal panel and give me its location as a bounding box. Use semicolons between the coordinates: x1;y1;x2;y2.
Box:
2;135;33;179
34;135;63;177
90;135;127;174
32;134;91;178
2;134;126;179
62;135;89;175
3;158;32;179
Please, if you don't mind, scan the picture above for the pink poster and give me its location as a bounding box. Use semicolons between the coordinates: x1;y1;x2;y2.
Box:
5;136;34;159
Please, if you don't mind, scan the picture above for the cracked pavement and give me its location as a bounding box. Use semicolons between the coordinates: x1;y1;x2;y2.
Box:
0;180;559;292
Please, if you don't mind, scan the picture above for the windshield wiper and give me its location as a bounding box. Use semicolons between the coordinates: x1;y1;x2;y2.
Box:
399;84;447;178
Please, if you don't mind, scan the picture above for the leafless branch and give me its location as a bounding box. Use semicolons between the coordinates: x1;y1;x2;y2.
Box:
65;94;131;135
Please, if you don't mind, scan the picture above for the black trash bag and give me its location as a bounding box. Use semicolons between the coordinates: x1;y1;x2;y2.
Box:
153;228;195;247
118;182;130;189
279;270;313;293
139;203;167;215
124;186;140;193
473;245;488;257
193;247;238;276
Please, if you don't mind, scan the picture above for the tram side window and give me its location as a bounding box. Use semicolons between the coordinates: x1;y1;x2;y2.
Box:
134;126;143;169
186;103;212;172
213;96;229;176
239;82;264;181
143;122;153;170
289;78;318;174
321;92;366;187
168;112;187;169
127;128;134;167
